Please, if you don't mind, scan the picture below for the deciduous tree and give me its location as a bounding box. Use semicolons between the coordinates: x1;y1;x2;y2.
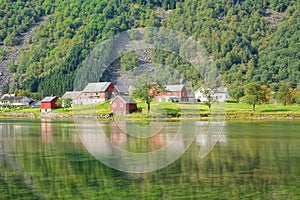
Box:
131;74;164;112
276;82;296;106
243;82;264;111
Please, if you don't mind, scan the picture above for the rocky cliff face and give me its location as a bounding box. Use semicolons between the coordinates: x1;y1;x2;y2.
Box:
0;17;45;93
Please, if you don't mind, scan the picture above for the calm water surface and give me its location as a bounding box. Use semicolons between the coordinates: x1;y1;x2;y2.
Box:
0;119;300;199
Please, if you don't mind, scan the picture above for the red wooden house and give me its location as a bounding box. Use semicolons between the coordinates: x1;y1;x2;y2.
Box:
110;95;137;115
40;96;59;112
77;82;116;104
155;85;188;102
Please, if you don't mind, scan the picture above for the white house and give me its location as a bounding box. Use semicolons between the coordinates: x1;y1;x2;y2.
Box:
194;88;214;102
0;94;34;106
213;87;229;102
195;87;229;103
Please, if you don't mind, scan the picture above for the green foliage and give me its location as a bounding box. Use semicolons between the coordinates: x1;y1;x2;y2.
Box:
7;61;17;73
0;1;44;45
55;98;63;107
229;85;244;103
62;98;73;108
0;47;6;61
276;82;297;106
6;0;300;100
132;73;165;112
296;85;300;104
242;82;265;111
120;51;138;71
256;4;300;89
163;0;299;88
12;0;181;96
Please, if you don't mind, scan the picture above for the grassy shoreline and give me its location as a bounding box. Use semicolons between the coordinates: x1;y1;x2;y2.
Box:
1;102;300;120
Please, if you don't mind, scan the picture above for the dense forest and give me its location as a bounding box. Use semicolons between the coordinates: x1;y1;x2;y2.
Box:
0;0;299;100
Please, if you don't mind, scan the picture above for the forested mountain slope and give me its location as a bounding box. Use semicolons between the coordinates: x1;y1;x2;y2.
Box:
0;0;299;97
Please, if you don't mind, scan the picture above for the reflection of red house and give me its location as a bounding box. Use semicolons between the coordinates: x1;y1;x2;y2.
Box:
150;133;166;151
77;82;116;104
40;96;59;112
110;95;137;115
110;122;127;147
41;118;53;143
155;85;188;102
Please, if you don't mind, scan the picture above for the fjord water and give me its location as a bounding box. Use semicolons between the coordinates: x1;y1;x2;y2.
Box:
0;119;299;199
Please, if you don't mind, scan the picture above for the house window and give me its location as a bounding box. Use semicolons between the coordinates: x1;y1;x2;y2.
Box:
113;103;116;107
120;103;123;108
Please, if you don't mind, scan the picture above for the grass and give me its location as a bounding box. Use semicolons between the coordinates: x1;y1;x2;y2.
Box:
0;107;40;117
1;101;300;120
226;103;300;119
226;103;300;113
95;100;112;115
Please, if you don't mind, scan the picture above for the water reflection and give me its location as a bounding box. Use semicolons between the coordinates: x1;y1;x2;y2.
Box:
76;120;195;173
41;118;53;143
1;120;299;199
195;121;226;158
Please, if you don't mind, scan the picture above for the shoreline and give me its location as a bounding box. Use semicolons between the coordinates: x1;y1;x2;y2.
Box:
1;111;300;121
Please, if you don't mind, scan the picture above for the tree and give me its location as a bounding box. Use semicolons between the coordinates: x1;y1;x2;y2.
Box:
229;86;244;103
201;88;214;112
120;51;138;71
62;98;73;108
132;83;164;112
276;82;296;106
260;85;271;104
8;61;17;73
243;82;264;111
0;48;6;61
131;74;164;112
296;85;300;105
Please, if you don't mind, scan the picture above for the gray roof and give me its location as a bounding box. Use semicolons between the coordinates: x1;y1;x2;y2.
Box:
41;96;57;102
112;95;136;104
165;85;185;92
30;100;41;107
0;96;30;101
114;85;129;94
213;87;228;93
82;82;112;93
62;91;81;99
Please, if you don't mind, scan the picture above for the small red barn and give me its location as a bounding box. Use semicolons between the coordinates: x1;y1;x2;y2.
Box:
40;96;59;112
110;95;137;115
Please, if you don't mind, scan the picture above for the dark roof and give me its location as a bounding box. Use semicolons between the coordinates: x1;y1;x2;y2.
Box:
41;96;58;102
30;100;41;107
62;91;81;99
1;96;28;101
111;95;136;104
82;82;111;93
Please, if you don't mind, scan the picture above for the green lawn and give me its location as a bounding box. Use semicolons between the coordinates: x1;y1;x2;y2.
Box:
0;107;40;117
226;103;300;113
1;102;299;119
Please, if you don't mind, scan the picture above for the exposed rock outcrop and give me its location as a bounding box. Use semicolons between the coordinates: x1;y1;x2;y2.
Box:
0;17;45;93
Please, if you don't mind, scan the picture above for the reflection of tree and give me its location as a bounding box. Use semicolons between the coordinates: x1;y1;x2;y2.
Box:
1;121;300;199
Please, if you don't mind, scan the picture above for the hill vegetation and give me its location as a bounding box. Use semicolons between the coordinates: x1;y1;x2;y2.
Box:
0;0;299;101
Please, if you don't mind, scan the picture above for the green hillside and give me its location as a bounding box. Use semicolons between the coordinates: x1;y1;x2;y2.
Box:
0;0;299;97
